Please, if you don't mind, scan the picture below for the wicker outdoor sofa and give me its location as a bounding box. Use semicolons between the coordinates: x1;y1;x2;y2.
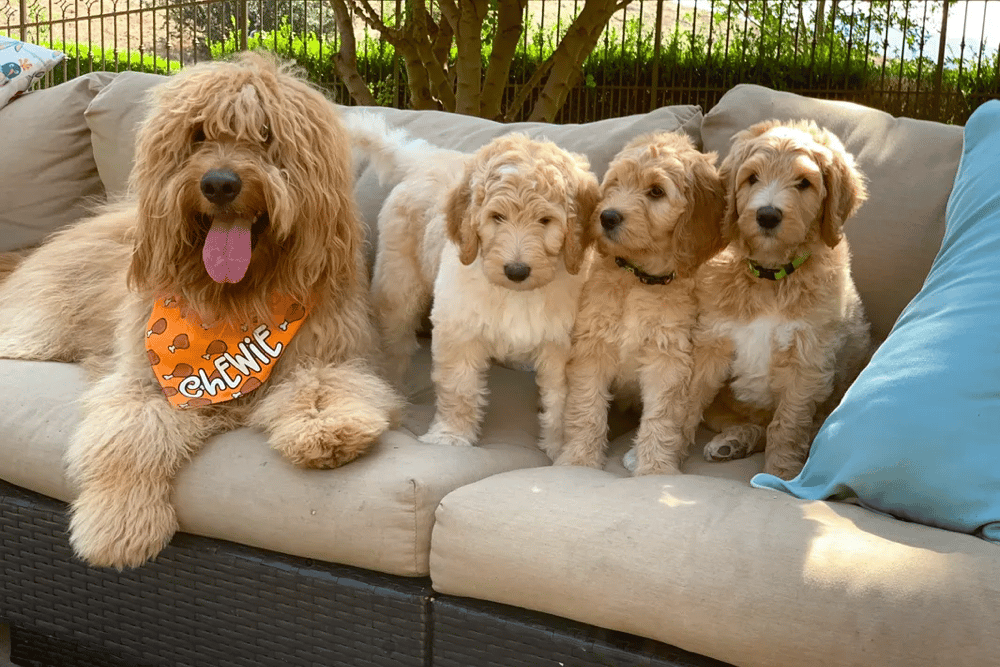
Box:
1;66;998;667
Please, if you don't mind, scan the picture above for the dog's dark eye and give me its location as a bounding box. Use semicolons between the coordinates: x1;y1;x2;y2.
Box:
747;173;759;185
261;124;272;144
648;185;665;199
192;127;206;144
539;216;552;226
796;177;811;190
491;212;505;222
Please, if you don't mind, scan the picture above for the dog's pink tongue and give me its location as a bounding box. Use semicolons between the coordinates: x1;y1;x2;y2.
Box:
203;218;252;283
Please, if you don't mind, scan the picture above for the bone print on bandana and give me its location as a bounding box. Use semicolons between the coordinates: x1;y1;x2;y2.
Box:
145;295;309;409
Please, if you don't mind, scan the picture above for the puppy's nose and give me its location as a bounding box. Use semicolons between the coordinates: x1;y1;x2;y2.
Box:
201;170;243;205
600;209;623;232
504;262;532;282
756;206;783;230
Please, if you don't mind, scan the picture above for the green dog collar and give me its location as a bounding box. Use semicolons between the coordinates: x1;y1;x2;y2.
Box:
747;252;811;281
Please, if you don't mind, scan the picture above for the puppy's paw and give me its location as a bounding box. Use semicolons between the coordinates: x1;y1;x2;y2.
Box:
553;448;604;469
632;461;683;476
271;407;388;469
622;446;638;472
538;432;563;461
69;487;177;569
703;434;750;462
419;428;474;448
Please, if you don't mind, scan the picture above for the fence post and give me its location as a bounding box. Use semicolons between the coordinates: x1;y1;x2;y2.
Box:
238;0;249;52
19;0;27;41
934;0;950;116
650;0;663;111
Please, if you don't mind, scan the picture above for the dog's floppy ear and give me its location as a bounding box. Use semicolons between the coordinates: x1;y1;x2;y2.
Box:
817;131;868;248
563;171;601;275
717;129;759;244
445;166;480;265
673;151;727;278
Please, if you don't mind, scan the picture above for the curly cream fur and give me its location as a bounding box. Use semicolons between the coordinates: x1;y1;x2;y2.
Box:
0;52;402;569
686;119;873;480
555;132;726;475
346;112;599;456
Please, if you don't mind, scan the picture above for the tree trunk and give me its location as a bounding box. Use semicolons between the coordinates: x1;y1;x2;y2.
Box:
528;0;629;122
330;0;378;106
481;0;526;120
451;0;488;115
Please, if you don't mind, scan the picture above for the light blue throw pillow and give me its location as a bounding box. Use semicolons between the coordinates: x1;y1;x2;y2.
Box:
752;100;1000;543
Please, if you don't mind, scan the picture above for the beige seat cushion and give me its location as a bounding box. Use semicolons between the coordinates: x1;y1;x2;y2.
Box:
0;343;550;576
431;432;1000;667
701;84;964;342
0;71;116;251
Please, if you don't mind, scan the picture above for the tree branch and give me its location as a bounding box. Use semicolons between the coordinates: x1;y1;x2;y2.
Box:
331;0;378;106
528;0;631;122
482;0;526;119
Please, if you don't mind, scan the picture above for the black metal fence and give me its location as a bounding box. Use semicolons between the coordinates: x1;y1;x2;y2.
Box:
3;0;999;124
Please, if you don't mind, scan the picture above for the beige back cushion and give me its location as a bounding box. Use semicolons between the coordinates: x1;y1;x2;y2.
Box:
0;71;116;251
84;70;166;198
344;104;705;256
84;71;703;264
701;84;964;342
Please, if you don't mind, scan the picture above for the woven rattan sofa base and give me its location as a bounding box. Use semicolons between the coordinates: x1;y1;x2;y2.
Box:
431;595;732;667
0;480;432;667
3;479;731;667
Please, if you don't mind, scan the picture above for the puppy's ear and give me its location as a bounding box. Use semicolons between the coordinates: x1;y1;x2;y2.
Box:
673;151;727;278
818;132;868;248
717;135;752;244
444;168;480;265
563;172;601;275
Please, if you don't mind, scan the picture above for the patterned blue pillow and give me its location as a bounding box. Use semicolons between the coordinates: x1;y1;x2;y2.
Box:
752;101;1000;542
0;37;64;108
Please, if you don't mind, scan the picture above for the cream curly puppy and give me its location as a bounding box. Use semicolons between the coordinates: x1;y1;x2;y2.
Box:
0;53;401;569
683;119;872;480
555;132;726;475
346;112;599;457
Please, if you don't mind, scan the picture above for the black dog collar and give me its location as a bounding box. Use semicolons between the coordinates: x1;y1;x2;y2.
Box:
746;252;811;281
615;257;675;285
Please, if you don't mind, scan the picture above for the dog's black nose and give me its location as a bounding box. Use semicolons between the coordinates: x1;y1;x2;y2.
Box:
600;209;623;232
504;262;532;282
756;206;783;230
201;170;242;205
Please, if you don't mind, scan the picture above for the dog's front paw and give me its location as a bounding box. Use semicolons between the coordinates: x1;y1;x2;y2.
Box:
538;431;563;461
632;460;683;476
69;487;177;569
703;434;750;462
419;428;474;448
622;446;638;472
553;448;604;469
271;407;388;469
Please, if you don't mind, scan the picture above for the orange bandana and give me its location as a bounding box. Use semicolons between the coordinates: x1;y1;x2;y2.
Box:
145;294;308;409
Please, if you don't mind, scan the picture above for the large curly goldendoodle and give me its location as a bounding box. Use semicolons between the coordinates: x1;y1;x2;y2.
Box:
0;52;401;569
